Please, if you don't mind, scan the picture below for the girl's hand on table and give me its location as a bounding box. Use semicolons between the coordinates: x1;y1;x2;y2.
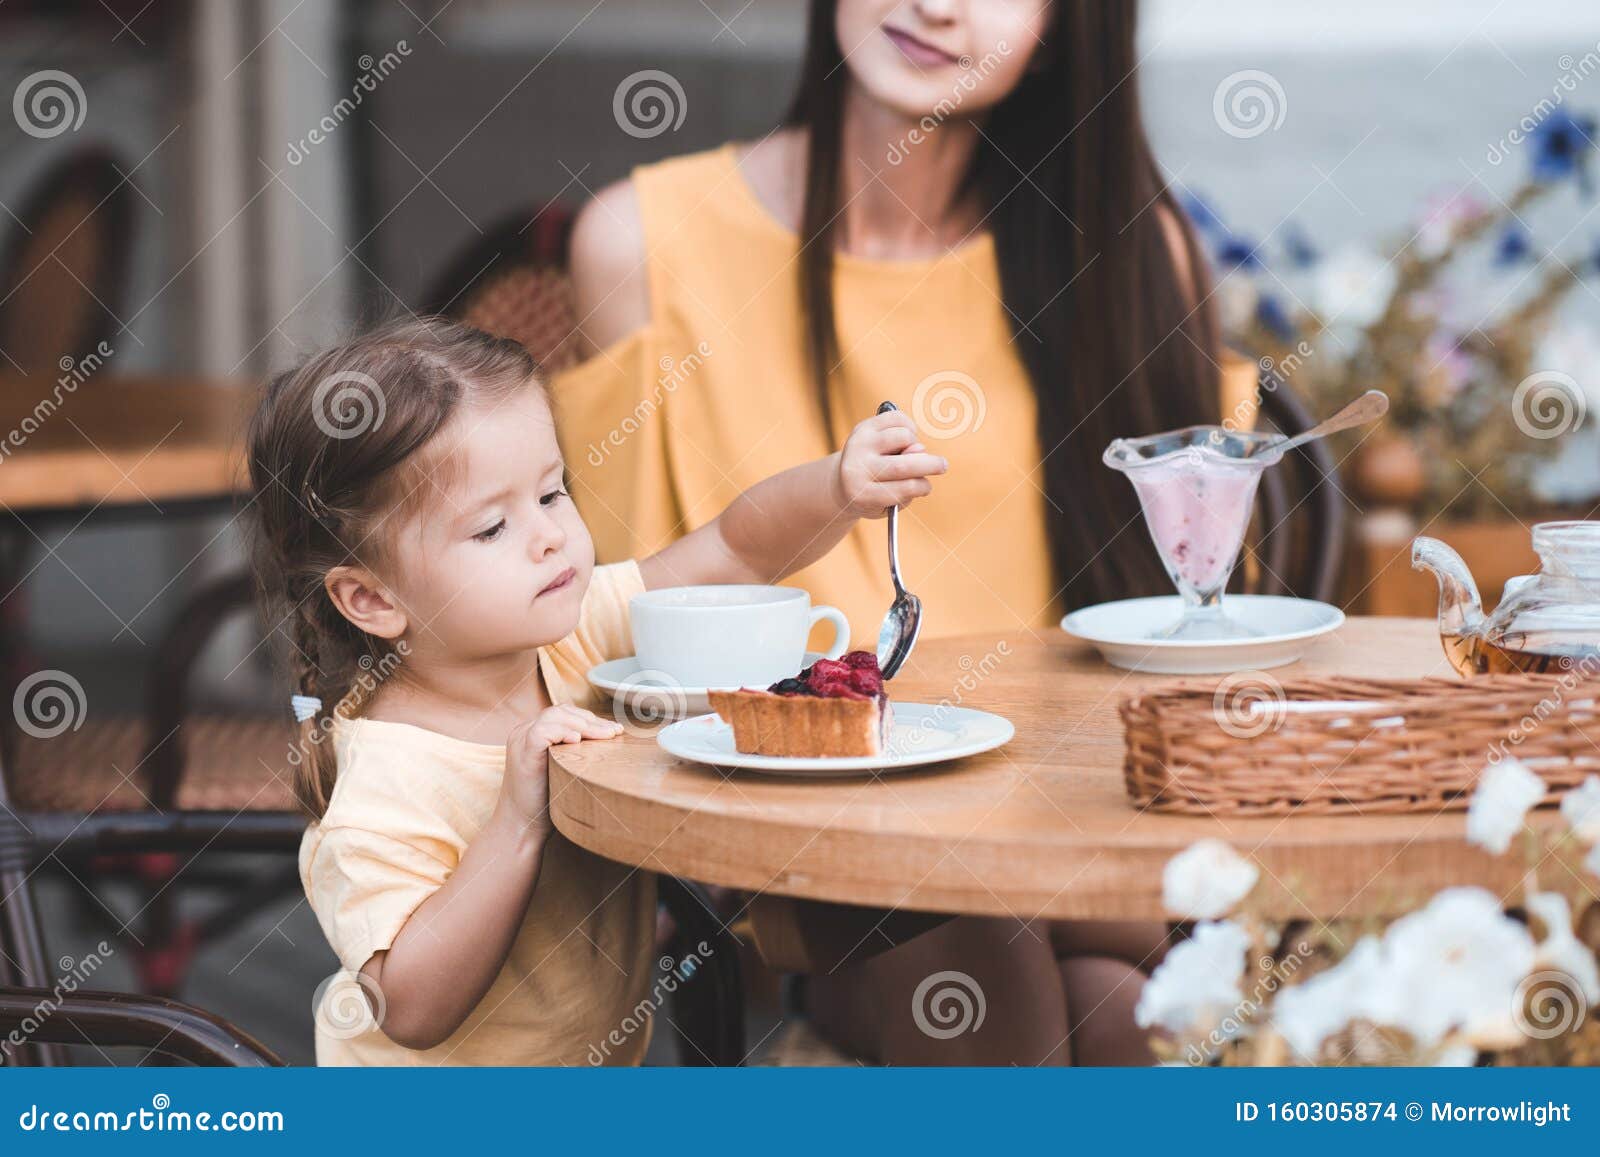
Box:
832;410;948;520
498;705;624;839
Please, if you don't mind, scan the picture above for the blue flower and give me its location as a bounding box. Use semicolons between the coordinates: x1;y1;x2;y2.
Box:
1529;109;1597;188
1493;222;1533;267
1282;222;1319;269
1255;295;1296;340
1216;234;1265;272
1178;189;1228;239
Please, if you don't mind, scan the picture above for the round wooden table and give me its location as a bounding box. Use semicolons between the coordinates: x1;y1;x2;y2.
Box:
551;617;1544;924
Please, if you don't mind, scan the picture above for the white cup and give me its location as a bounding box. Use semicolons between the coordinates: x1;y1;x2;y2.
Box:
629;585;850;688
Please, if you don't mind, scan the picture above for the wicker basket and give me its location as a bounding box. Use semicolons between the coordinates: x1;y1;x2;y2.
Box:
1121;673;1600;816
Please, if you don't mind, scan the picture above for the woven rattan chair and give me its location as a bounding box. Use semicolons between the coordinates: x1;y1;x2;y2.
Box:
0;146;134;378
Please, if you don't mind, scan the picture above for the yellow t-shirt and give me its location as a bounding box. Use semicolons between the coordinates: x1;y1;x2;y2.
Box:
299;560;657;1067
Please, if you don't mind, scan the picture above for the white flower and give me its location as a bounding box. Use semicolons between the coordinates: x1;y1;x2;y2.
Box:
1431;1042;1479;1066
1526;891;1600;1004
1162;839;1260;919
1561;775;1600;844
1309;247;1399;330
1381;887;1535;1048
1533;323;1600;417
1135;921;1249;1035
1272;936;1390;1061
1466;758;1546;854
1213;269;1260;340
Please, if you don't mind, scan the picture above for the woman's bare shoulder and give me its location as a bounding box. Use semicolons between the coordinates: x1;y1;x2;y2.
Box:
569;176;649;356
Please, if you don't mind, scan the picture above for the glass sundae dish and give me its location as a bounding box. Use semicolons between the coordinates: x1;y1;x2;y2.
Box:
1103;427;1285;640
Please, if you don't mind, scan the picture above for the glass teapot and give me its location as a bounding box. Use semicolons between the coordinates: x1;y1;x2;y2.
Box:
1412;521;1600;676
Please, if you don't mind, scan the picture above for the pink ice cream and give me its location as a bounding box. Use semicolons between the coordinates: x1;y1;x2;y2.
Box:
1125;449;1262;594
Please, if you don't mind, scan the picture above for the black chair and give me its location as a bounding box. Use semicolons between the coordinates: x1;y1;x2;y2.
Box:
1248;368;1346;603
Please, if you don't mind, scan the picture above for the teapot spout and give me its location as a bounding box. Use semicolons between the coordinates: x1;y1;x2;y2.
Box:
1411;536;1485;638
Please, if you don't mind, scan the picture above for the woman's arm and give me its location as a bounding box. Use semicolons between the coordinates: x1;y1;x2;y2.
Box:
569;178;650;359
638;409;947;590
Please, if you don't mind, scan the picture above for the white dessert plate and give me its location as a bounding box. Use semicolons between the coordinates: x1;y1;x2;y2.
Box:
1060;595;1345;674
588;653;828;719
657;703;1014;777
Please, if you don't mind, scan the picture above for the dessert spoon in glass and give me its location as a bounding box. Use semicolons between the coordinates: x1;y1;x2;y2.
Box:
875;400;923;679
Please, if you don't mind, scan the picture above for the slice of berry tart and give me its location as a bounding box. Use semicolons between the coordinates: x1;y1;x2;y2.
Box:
707;651;893;758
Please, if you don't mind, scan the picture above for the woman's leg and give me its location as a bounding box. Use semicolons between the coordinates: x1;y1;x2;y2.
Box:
1048;919;1175;971
806;915;1071;1065
1058;955;1158;1066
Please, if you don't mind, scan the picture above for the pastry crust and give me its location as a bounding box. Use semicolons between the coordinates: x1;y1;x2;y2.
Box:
708;689;890;758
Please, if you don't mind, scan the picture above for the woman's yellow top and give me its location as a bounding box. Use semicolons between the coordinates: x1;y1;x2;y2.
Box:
552;144;1254;648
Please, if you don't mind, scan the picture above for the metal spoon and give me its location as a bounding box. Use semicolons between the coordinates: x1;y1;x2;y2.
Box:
1270;389;1389;457
875;400;923;680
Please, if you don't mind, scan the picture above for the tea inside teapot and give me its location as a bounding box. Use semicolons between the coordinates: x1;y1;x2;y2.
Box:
1414;521;1600;678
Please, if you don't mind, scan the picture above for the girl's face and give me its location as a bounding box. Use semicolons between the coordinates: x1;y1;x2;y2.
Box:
835;0;1051;122
381;386;594;661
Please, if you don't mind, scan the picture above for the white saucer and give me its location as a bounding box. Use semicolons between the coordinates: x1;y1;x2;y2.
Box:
588;653;828;720
657;703;1014;777
1060;595;1345;674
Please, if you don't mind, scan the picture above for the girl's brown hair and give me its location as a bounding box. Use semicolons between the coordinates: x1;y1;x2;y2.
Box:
246;317;537;818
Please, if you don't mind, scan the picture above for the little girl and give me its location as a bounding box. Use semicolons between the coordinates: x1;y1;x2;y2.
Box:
246;318;945;1065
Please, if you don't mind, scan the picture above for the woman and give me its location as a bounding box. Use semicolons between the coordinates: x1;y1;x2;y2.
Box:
555;0;1255;1064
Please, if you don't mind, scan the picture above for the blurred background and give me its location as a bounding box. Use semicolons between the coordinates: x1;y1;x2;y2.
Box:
2;0;1598;1064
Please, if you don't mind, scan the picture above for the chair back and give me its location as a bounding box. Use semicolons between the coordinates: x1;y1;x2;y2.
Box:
0;148;133;376
1248;371;1346;602
420;202;579;372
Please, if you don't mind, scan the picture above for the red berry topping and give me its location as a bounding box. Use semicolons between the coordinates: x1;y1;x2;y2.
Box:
847;667;883;696
805;658;850;690
842;650;880;671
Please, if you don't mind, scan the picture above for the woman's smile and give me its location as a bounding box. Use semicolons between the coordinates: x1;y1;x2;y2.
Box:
883;24;960;69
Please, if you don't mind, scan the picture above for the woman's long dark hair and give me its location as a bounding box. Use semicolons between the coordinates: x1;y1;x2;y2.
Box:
787;0;1221;612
